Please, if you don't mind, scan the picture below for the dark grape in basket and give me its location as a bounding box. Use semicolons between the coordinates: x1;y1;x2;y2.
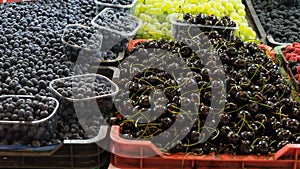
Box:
63;25;102;50
98;0;133;5
0;95;56;121
0;95;59;147
93;8;138;34
174;13;237;41
180;13;237;27
51;76;113;99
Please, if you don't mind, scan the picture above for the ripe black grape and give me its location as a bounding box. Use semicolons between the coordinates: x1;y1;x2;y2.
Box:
117;35;300;155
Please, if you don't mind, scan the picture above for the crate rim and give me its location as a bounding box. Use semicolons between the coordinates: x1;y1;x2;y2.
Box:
110;125;300;161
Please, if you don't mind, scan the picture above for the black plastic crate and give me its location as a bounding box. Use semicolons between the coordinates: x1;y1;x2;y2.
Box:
0;67;120;169
0;126;110;169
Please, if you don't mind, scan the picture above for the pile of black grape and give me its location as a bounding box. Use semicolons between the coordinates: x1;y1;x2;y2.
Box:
0;95;58;146
115;69;182;139
96;0;133;5
251;0;300;43
0;0;111;147
93;8;139;34
51;75;114;99
63;26;102;50
115;32;300;155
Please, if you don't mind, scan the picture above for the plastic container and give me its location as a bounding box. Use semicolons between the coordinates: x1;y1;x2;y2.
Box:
49;74;119;137
0;95;59;141
62;24;103;62
91;8;142;39
92;8;142;51
49;74;119;102
0;126;110;169
170;13;238;41
110;126;300;169
95;0;138;14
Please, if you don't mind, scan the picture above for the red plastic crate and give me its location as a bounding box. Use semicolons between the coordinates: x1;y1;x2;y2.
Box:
110;126;300;169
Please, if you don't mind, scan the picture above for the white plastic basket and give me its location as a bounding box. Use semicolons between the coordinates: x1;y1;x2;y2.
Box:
0;95;59;140
94;0;138;14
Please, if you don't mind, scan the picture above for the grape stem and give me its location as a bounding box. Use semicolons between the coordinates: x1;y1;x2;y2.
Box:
217;144;236;154
253;120;265;129
226;104;248;114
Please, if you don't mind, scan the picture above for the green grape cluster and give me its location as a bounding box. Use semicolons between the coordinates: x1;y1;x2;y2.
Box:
134;0;257;41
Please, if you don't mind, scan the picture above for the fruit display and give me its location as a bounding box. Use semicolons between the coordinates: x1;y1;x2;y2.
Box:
134;0;256;41
0;0;106;146
0;0;300;168
251;0;300;43
113;33;300;155
0;95;59;146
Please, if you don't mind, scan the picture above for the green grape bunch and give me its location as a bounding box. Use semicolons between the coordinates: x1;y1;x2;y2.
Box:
134;0;257;41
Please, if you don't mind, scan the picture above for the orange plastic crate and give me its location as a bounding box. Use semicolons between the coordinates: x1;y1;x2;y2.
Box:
110;126;300;169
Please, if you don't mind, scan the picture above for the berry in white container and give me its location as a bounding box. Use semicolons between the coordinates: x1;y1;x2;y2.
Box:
91;8;142;51
0;95;59;143
62;24;103;62
49;74;119;138
95;0;138;14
